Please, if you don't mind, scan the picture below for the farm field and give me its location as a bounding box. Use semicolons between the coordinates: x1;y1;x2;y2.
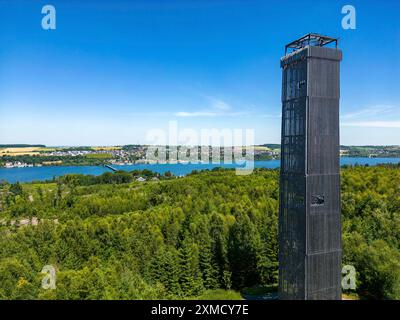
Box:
0;147;41;156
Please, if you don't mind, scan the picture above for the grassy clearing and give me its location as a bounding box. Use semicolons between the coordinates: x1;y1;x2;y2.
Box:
194;289;242;300
253;146;270;151
342;293;360;300
42;160;63;165
22;182;57;193
241;284;277;296
85;153;112;159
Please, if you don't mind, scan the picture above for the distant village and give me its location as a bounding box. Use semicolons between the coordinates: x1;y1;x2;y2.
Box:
0;144;279;168
1;144;400;168
4;162;36;168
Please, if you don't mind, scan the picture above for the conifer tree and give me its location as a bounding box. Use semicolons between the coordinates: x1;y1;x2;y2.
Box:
178;238;204;296
151;248;181;296
199;244;219;289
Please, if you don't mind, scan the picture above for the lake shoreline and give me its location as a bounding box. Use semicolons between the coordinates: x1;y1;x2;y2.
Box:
3;156;400;169
1;158;399;184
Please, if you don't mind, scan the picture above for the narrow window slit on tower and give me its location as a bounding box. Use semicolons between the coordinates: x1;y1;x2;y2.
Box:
311;194;325;206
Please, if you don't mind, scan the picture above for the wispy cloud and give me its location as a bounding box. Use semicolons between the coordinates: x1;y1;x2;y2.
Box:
207;96;231;111
127;111;170;117
174;96;242;118
174;111;221;117
341;105;399;120
342;121;400;128
174;110;247;117
341;104;400;128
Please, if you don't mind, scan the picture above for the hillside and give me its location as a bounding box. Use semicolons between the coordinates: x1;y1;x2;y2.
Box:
0;165;399;299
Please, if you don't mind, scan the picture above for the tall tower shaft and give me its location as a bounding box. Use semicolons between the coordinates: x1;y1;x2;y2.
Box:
278;34;342;300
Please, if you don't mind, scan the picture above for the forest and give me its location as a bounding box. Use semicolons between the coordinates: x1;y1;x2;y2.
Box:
0;164;399;300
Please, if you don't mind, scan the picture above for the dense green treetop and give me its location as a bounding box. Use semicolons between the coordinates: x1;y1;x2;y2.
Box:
0;165;399;299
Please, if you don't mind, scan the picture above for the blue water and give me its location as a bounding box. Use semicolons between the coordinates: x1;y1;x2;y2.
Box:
0;158;399;183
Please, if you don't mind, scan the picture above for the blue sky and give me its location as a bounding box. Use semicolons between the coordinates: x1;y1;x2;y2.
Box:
0;0;399;146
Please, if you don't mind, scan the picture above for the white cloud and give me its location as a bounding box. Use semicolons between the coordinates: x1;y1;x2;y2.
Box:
342;121;400;128
174;111;220;117
174;96;238;118
341;105;400;128
174;110;247;117
207;97;231;111
341;105;400;120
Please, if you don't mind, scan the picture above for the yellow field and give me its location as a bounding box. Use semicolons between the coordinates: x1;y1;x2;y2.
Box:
42;160;62;165
92;146;122;151
37;147;57;152
0;147;41;156
253;146;270;151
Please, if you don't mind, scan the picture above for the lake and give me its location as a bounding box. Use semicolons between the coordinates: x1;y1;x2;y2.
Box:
0;158;399;183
